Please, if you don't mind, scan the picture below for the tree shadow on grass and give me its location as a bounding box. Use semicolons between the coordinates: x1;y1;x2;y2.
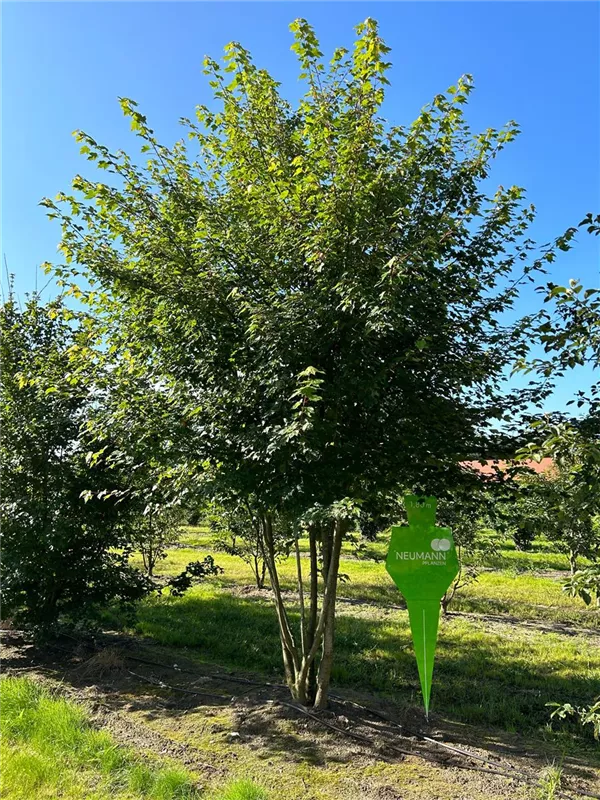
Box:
3;606;599;791
131;591;599;743
127;591;600;786
125;689;335;767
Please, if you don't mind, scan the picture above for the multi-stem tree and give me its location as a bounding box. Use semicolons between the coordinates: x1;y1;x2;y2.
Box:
43;18;587;706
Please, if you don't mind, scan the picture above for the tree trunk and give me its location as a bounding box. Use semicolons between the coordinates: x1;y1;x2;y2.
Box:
261;510;348;709
314;517;345;709
262;513;299;690
252;552;262;588
569;550;577;575
306;524;319;705
258;558;267;589
295;530;307;654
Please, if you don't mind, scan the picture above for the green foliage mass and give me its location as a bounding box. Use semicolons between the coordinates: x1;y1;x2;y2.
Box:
0;297;151;633
43;18;578;516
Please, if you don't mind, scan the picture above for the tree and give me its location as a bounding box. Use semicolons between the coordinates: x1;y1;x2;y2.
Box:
519;420;600;574
81;357;224;588
516;216;600;610
492;470;548;551
129;505;185;578
84;365;190;579
207;500;291;590
0;296;150;633
43;18;588;707
436;489;502;613
565;564;600;607
523;213;600;410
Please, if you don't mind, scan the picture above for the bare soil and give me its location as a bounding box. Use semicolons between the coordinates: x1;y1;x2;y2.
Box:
2;629;598;800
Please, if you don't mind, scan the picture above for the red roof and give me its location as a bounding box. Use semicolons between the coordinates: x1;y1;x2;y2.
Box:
462;458;554;476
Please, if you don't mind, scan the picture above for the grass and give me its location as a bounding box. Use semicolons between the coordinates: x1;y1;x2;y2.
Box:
0;676;268;800
536;764;563;800
112;529;600;800
132;698;544;800
217;782;268;800
136;538;599;629
6;525;600;800
121;526;600;745
448;572;598;625
115;584;600;746
134;704;537;800
180;527;591;572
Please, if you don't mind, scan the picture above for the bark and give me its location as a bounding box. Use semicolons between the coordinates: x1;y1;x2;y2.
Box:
295;530;307;654
252;552;262;588
306;524;319;704
569;550;578;575
258;535;268;589
262;513;300;686
258;558;267;589
314;517;346;709
441;558;463;615
262;511;349;709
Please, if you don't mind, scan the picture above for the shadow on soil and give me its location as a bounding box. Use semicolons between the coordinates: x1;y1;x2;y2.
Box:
2;580;599;791
126;590;599;734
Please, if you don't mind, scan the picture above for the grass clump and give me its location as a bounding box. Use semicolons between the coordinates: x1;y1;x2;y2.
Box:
0;676;267;800
214;780;269;800
537;763;563;800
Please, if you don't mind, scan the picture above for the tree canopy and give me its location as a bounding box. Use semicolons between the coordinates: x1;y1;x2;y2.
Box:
40;18;591;705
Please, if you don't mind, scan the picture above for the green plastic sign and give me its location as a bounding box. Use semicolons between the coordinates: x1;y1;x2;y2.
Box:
385;495;458;718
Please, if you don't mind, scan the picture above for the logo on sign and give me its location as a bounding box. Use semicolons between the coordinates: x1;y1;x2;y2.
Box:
431;538;451;552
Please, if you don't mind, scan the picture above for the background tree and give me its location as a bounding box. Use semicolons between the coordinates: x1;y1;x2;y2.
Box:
43;18;588;707
523;214;600;414
129;505;185;578
83;360;223;587
0;296;149;634
519;420;600;573
207;500;292;590
493;472;548;551
436;487;502;613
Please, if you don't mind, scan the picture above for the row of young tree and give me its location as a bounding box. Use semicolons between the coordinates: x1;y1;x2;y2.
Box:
2;19;599;708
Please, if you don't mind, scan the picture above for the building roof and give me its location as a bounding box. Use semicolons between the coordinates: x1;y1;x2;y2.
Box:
462;458;554;476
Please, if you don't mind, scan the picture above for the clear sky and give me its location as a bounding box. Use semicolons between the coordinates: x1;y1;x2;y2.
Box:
2;1;599;409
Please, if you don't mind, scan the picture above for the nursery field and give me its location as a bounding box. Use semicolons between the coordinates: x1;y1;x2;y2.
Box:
3;526;599;800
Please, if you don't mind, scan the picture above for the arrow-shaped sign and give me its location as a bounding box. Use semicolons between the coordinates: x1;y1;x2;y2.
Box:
385;495;459;718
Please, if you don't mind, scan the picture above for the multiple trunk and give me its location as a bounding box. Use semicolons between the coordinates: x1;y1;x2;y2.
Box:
259;513;348;709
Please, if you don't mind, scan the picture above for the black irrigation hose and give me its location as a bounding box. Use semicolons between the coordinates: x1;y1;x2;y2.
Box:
121;667;595;800
93;637;594;800
125;669;228;702
13;635;600;800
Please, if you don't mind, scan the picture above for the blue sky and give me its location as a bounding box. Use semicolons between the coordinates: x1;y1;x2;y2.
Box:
2;1;599;409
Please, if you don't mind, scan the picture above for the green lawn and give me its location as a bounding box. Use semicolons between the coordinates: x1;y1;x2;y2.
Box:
0;676;268;800
118;583;600;748
137;532;599;628
179;527;590;572
121;527;600;755
7;526;599;800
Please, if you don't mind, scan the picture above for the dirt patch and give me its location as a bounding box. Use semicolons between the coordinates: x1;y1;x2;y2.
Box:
2;630;598;800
